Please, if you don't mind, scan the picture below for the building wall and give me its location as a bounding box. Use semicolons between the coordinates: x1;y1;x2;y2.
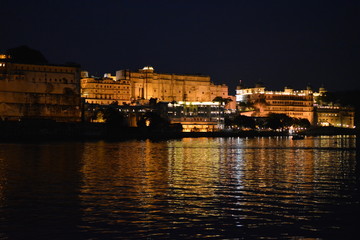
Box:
236;86;356;128
0;61;81;122
81;67;229;105
316;106;355;128
117;67;229;102
236;86;314;124
81;76;131;105
262;94;314;123
225;95;237;110
167;101;224;132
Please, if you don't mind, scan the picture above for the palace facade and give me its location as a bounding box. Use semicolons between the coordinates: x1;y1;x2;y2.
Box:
81;66;229;104
81;71;131;105
236;84;355;128
315;105;355;128
0;54;82;122
236;84;314;124
167;101;224;132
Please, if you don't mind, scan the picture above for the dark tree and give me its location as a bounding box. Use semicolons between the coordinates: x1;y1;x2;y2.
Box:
293;118;311;128
266;113;293;130
149;98;158;106
103;107;125;126
137;112;170;129
224;117;233;127
145;112;170;129
233;115;256;129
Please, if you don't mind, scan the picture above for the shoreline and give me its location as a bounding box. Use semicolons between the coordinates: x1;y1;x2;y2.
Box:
0;121;357;142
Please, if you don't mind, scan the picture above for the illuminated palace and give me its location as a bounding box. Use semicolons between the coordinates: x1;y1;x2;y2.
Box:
236;84;314;124
0;54;82;122
236;84;355;128
81;66;229;103
313;87;355;128
81;71;130;105
314;105;354;128
167;101;224;132
81;66;231;132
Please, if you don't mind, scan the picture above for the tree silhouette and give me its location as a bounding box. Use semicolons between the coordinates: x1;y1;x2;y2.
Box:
266;113;293;130
233;115;256;129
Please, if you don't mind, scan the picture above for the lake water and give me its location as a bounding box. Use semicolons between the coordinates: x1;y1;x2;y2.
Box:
0;136;359;239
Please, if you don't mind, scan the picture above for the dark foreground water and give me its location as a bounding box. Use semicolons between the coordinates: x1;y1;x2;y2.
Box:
0;136;359;239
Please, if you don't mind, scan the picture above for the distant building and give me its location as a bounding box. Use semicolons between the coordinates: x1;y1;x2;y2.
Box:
105;66;229;103
81;66;231;130
81;71;131;105
313;87;355;128
0;53;81;122
236;84;314;124
167;101;224;132
315;105;355;128
236;84;356;128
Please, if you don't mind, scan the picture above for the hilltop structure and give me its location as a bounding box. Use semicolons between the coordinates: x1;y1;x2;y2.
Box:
81;66;229;104
313;87;355;128
0;47;82;122
236;83;355;128
1;46;354;131
81;66;232;132
81;71;130;105
236;83;314;124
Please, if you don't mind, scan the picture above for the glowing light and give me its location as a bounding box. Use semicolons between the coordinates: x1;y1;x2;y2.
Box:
176;101;220;106
142;66;154;71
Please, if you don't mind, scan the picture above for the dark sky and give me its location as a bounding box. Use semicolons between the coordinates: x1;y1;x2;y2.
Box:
1;0;359;94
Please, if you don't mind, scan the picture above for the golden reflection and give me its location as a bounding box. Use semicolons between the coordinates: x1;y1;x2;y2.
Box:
80;140;172;223
241;137;317;195
0;137;356;238
166;138;224;216
235;136;356;221
79;136;357;228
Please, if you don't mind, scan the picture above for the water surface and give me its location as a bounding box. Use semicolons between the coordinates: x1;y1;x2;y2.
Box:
0;136;359;239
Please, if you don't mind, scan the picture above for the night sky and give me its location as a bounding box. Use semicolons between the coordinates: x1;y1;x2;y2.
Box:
1;0;359;94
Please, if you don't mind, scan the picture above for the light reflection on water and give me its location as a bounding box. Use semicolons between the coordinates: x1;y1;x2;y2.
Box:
0;136;359;239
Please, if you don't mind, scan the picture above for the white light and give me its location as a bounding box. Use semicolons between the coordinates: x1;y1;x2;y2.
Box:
142;66;154;71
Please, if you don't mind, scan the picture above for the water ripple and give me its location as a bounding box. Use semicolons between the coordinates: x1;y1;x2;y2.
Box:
0;136;358;239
